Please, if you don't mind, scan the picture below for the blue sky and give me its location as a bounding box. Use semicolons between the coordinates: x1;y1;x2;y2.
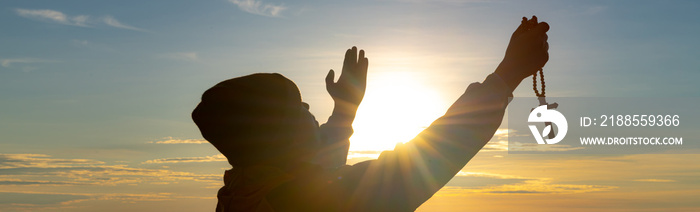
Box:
1;0;699;211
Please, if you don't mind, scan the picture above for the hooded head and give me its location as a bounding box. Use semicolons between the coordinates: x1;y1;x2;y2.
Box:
192;73;321;167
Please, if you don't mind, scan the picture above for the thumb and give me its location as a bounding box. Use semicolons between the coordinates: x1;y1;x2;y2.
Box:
325;69;335;88
534;22;550;33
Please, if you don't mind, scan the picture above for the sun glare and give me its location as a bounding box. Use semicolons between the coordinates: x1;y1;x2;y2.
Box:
350;71;449;151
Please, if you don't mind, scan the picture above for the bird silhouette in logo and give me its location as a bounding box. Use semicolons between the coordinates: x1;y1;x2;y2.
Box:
528;105;568;144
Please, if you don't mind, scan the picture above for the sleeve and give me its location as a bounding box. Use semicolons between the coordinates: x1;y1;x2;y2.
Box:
333;73;512;211
312;117;353;170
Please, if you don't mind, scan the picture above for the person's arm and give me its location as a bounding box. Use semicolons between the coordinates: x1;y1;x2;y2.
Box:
313;46;369;170
331;17;549;211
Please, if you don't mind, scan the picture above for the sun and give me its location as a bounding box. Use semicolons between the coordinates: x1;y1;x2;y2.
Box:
349;71;449;152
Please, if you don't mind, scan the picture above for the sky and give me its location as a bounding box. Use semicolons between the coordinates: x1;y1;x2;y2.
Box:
1;0;699;211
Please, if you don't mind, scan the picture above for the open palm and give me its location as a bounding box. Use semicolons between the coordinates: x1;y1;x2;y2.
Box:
325;46;369;107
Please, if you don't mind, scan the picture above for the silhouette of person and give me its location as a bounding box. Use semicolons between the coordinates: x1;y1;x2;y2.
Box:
192;16;549;211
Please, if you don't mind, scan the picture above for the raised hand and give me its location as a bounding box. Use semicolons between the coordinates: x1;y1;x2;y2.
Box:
496;16;550;90
325;46;369;108
314;47;368;169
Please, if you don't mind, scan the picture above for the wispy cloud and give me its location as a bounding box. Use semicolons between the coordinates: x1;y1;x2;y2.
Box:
148;137;208;144
228;0;287;17
102;15;148;32
15;9;147;32
0;58;57;68
0;191;90;205
439;172;617;195
0;179;79;186
481;128;583;152
0;154;103;169
509;142;586;152
455;171;528;179
142;154;226;164
15;9;89;26
0;154;219;186
633;179;677;183
0;191;204;208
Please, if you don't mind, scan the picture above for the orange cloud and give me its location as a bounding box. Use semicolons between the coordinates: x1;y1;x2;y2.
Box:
148;137;208;144
0;154;104;169
439;171;617;195
632;179;677;183
142;154;226;164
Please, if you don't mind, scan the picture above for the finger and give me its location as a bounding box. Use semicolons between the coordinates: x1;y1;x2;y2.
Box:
360;57;369;80
522;16;536;31
352;46;358;64
514;16;529;34
325;69;335;87
343;47;356;72
359;49;365;62
357;49;365;72
523;18;533;30
358;50;369;79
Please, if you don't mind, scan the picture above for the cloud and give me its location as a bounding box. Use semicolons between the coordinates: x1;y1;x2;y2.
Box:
0;154;219;186
0;154;103;169
229;0;287;17
501;128;586;152
482;140;508;151
440;179;617;195
149;137;208;144
0;191;199;208
102;15;148;32
447;172;532;188
498;128;584;152
0;179;79;186
633;179;677;183
455;171;528;179
437;171;618;195
15;9;146;32
15;9;89;27
473;180;617;194
0;190;213;212
0;58;57;68
142;154;226;164
0;192;90;205
157;52;200;62
0;153;222;210
509;142;586;152
479;128;516;152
